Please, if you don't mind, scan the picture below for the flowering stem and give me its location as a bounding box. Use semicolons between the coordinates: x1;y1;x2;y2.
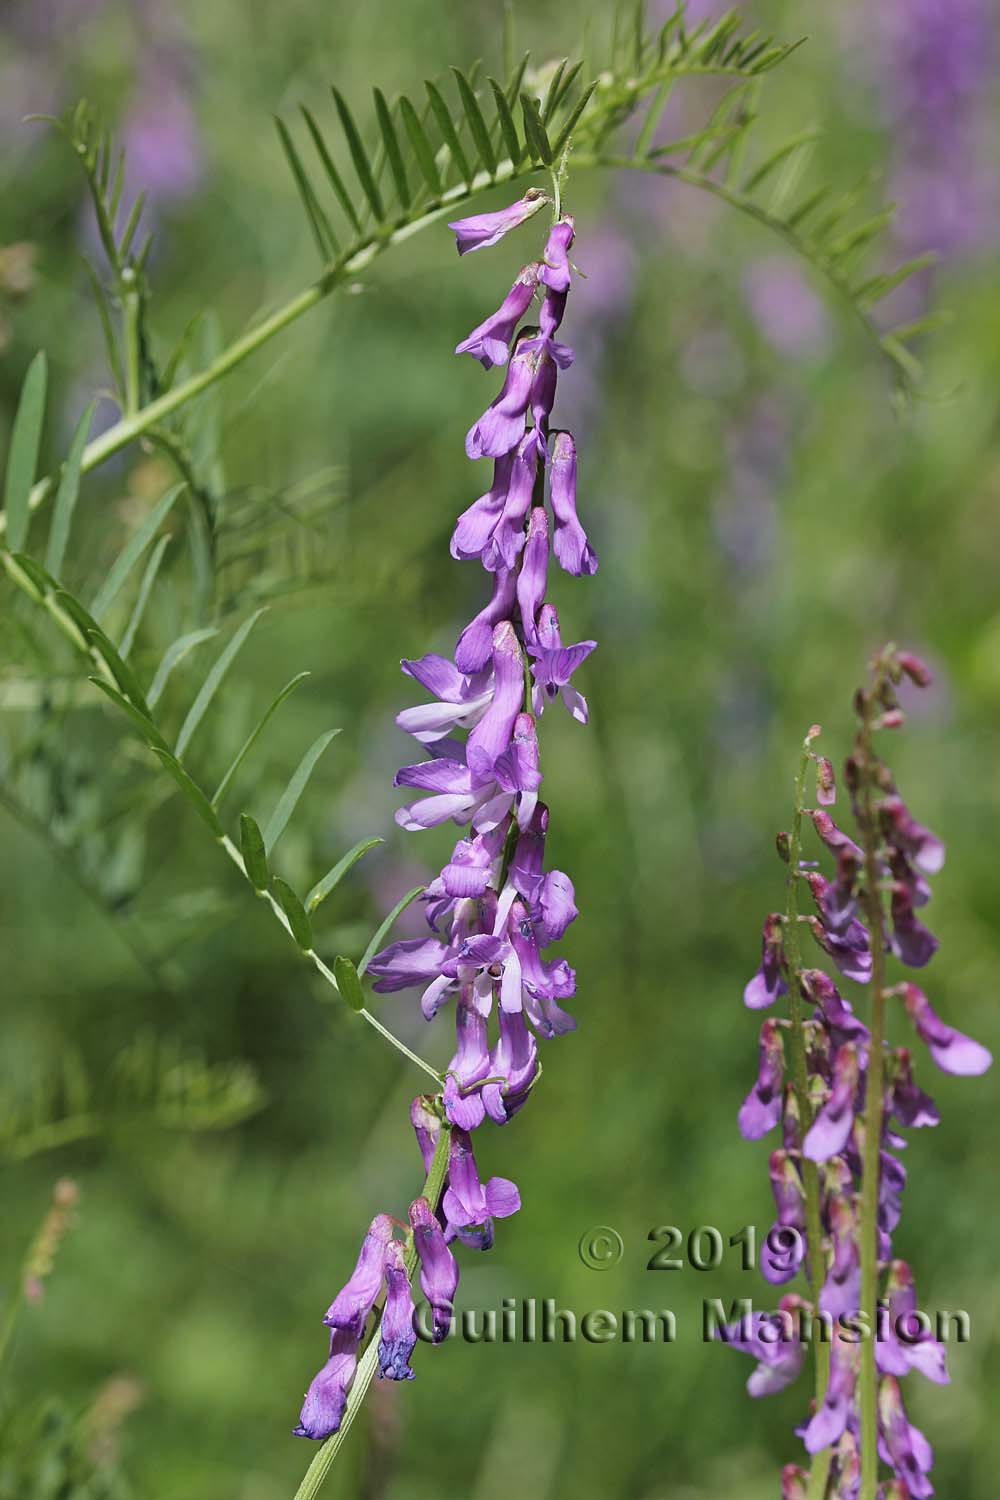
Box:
291;1118;452;1500
219;835;443;1085
783;732;833;1500
856;696;887;1500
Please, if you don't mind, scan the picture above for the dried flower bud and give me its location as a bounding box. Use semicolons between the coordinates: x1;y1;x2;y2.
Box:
815;756;836;806
776;830;791;863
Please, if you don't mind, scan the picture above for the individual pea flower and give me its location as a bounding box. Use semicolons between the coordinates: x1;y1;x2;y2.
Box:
887;1048;939;1130
782;1467;808;1500
442;996;492;1130
901;983;992;1075
410;1094;442;1173
810;809;864;863
807;915;873;984
802;1328;859;1454
744;913;789;1009
466;329;555;460
818;1195;860;1319
876;1260;949;1385
323;1214;395;1338
441;1126;521;1238
516;507;551;641
293;1326;360;1440
482;1006;540;1123
878;1376;935;1498
455;565;517;673
738;1017;786;1139
713;1295;807;1396
455;263;542;367
395;654;495;744
377;1239;417;1381
549;430;598;576
888;884;939;967
540;215;575;292
409;1196;459;1344
802;1042;861;1161
800;969;870;1046
879;794;945;875
528;603;597;723
760;1150;807;1285
448;189;547;254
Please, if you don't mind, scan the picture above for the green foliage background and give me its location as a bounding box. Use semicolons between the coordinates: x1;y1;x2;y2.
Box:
1;2;998;1496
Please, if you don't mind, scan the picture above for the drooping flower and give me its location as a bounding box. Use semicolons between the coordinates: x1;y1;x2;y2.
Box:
744;913;788;1009
293;1326;360;1440
409;1196;459;1344
738;1017;786;1139
448;190;547;255
455;263;541;367
901;982;992;1075
323;1214;394;1338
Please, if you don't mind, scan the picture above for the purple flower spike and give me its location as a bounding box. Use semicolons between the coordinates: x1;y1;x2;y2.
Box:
516;508;550;641
448;190;546;255
889;885;939;968
876;1260;949;1385
529;603;596;723
378;1239;417;1381
442;1126;521;1234
455;566;517;673
878;1376;935;1499
409;1196;459;1344
293;1326;359;1440
455;263;541;367
549;431;598;576
324;1214;394;1337
744;914;789;1009
738;1017;785;1139
802;1332;858;1454
539;216;575;292
803;1043;861;1162
902;983;992;1075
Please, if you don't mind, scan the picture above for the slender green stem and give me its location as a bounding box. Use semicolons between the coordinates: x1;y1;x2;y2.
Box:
219;836;443;1085
856;695;887;1500
783;732;832;1500
122;270;142;416
292;1117;452;1500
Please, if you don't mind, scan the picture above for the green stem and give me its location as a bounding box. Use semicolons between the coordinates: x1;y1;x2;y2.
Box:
122;270;142;416
783;733;832;1500
292;1117;452;1500
857;697;887;1500
218;835;443;1085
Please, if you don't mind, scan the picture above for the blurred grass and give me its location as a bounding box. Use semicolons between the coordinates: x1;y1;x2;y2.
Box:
1;0;998;1495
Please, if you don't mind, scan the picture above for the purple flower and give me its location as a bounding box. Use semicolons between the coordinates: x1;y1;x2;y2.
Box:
713;1295;806;1397
396;654;494;744
455;263;541;367
760;1150;807;1285
442;997;492;1129
808;916;873;985
540;216;575;292
442;1126;521;1236
409;1196;459;1343
888;1048;939;1130
378;1239;417;1381
878;1376;935;1499
744;913;788;1009
466;332;557;460
448;190;547;255
818;1196;860;1319
802;1331;858;1454
876;1260;949;1385
516;507;550;641
482;1006;540;1123
879;795;945;875
455;566;517;673
549;431;598;576
800;969;870;1045
529;603;596;723
803;1043;861;1162
367;936;450;995
410;1094;442;1173
889;885;939;967
810;810;864;863
738;1017;785;1139
293;1326;359;1440
902;983;992;1075
323;1214;394;1337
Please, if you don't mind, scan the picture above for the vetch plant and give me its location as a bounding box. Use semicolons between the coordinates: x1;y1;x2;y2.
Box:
725;646;991;1499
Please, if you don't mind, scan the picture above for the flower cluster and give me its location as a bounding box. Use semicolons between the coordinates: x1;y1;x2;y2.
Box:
725;648;991;1495
295;190;596;1439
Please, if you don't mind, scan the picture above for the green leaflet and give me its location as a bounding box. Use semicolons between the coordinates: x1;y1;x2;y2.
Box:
306;836;383;914
262;728;341;855
3;352;47;552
